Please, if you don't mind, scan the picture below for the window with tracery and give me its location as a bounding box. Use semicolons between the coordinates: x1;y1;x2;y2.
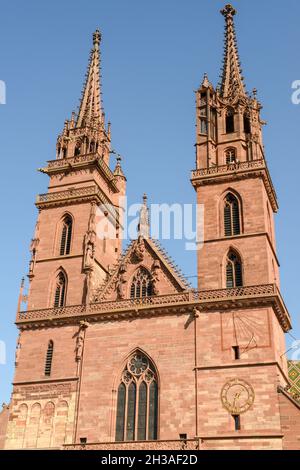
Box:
59;215;72;256
54;272;66;308
224;193;241;236
130;268;153;299
115;352;158;442
226;251;243;288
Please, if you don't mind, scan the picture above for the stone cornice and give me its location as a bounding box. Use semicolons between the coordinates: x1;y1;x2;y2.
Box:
35;184;119;224
13;377;78;386
41;153;119;193
191;159;278;212
16;284;291;332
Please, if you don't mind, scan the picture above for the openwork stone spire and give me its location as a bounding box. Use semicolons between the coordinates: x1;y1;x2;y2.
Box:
77;29;103;127
220;4;246;99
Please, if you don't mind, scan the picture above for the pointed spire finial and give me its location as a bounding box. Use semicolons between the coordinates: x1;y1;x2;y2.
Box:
219;4;246;99
93;29;101;47
76;29;103;128
138;194;150;239
201;73;212;89
113;154;126;178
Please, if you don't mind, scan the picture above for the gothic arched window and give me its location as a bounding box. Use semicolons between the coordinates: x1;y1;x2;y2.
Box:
60;215;72;256
226;251;243;288
244;114;251;134
130;268;153;299
224;193;241;236
115;351;158;442
225;148;236;165
44;340;54;376
74;144;81;156
226;108;235;134
54;272;66;308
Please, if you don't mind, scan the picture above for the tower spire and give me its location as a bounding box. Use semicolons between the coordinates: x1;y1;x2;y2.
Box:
220;4;246;99
76;29;103;127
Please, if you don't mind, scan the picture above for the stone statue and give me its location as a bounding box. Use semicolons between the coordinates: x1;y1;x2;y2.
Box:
15;334;21;366
76;330;85;361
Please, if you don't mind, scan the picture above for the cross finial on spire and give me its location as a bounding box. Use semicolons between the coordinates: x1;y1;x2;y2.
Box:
138;194;150;239
219;4;246;99
93;29;101;47
221;4;236;18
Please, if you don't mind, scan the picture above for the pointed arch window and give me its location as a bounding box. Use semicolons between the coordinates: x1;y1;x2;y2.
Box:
225;148;237;165
54;272;66;308
244;114;251;134
60;215;72;256
226;109;235;134
74;144;81;156
115;352;158;442
44;341;54;376
226;251;243;288
224;193;241;236
130;268;153;299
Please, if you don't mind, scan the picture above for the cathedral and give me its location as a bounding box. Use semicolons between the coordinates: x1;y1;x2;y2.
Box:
1;4;300;450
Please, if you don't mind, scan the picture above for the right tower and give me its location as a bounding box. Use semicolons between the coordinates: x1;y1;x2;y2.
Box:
191;4;295;449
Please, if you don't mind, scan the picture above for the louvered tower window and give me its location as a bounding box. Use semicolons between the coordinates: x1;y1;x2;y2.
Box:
54;272;66;308
226;251;243;288
60;216;72;256
44;341;54;376
224;193;241;237
115;352;158;442
130;268;153;299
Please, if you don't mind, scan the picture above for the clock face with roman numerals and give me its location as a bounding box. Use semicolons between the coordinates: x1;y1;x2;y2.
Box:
221;379;255;414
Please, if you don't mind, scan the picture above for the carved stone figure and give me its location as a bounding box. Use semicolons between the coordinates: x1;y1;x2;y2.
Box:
15;334;21;366
76;330;85;361
116;263;127;299
151;260;161;296
133;236;145;262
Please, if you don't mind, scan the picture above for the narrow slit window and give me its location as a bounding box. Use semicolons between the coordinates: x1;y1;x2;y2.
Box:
233;346;240;360
233;415;241;431
44;341;54;376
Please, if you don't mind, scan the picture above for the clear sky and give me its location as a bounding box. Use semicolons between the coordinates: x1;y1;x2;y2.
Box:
0;0;299;404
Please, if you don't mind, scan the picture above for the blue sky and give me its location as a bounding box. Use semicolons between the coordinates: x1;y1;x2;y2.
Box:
0;0;299;404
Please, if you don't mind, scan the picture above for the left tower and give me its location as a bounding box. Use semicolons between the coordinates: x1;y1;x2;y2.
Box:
27;29;125;310
5;31;126;449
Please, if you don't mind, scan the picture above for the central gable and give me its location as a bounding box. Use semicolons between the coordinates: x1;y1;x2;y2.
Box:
93;236;189;302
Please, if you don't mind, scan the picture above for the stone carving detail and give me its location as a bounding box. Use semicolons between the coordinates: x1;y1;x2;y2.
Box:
15;334;21;367
28;219;40;278
75;321;89;361
132;236;145;262
83;203;97;270
115;263;127;300
151;260;161;296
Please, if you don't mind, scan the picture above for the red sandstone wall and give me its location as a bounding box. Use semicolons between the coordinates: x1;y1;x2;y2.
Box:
0;406;9;449
197;178;279;290
279;391;300;450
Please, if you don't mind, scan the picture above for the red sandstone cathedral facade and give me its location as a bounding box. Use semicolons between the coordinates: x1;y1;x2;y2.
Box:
1;4;300;450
